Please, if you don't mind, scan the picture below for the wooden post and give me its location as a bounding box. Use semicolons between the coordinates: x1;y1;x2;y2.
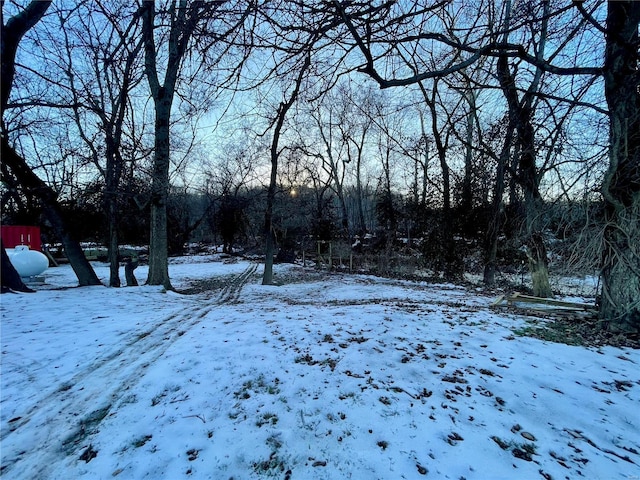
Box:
43;248;59;267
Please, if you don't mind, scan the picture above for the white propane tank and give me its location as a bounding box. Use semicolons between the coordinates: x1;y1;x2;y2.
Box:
7;245;49;277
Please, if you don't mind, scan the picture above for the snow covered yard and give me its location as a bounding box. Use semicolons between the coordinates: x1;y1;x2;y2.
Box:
1;257;639;480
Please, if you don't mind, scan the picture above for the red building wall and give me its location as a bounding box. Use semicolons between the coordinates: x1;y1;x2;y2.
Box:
0;225;43;251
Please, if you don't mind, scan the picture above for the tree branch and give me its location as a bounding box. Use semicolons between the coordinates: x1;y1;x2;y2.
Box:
1;0;52;113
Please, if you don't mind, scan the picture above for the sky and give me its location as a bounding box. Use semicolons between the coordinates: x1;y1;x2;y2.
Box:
1;256;639;479
3;0;609;207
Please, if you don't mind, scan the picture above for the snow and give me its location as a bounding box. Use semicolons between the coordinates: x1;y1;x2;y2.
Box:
1;256;639;480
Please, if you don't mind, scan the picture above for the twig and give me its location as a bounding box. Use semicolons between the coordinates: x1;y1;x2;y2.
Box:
183;414;206;423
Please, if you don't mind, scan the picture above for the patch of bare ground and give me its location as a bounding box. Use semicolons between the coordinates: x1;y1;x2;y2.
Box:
514;313;639;349
179;276;238;295
180;266;332;294
266;268;335;286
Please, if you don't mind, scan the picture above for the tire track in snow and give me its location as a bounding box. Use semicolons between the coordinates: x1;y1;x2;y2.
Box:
216;262;258;304
0;263;259;479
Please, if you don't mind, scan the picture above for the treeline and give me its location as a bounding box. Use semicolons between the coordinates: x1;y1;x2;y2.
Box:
2;176;606;279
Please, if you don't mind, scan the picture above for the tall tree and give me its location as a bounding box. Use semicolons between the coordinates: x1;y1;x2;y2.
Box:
496;0;553;298
59;1;144;287
1;0;101;287
141;0;206;289
313;106;351;237
263;52;312;285
419;78;461;279
483;114;515;286
599;1;640;332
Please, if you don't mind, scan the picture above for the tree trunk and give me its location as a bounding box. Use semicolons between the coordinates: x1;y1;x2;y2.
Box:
461;88;476;214
378;140;397;246
336;184;350;237
102;41;138;288
1;139;101;286
600;1;640;332
1;240;34;293
106;200;120;287
262;166;277;285
527;231;553;298
141;0;195;290
356;154;367;235
146;100;172;289
105;139;122;288
422;81;461;281
489;0;553;297
483;124;512;286
599;208;640;332
438;151;459;281
496;52;552;297
518;100;552;298
263;126;281;285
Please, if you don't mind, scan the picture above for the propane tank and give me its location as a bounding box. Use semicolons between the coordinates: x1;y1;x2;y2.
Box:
7;245;49;277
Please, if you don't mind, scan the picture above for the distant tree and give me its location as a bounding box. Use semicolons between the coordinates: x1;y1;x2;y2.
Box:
214;195;247;254
292;151;337;243
166;188;213;255
418;77;462;280
333;83;378;236
373;108;400;247
202;140;258;250
459;85;478;216
312;107;351;237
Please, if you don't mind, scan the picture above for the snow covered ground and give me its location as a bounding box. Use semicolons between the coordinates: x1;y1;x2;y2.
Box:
1;256;639;479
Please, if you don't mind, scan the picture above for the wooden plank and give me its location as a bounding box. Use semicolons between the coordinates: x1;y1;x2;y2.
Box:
491;294;505;307
505;293;596;311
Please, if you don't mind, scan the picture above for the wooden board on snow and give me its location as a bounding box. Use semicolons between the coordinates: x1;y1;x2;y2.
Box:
493;292;597;312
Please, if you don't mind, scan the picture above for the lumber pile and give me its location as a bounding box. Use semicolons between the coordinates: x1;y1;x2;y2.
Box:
492;292;597;319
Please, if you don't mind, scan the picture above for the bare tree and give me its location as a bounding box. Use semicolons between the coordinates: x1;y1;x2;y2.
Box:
141;0;213;289
418;78;462;279
263;51;312;285
334;83;378;236
56;1;144;287
598;1;640;332
483;113;516;286
313;105;351;237
495;0;553;297
1;0;101;287
331;0;640;331
140;0;254;288
302;92;377;240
